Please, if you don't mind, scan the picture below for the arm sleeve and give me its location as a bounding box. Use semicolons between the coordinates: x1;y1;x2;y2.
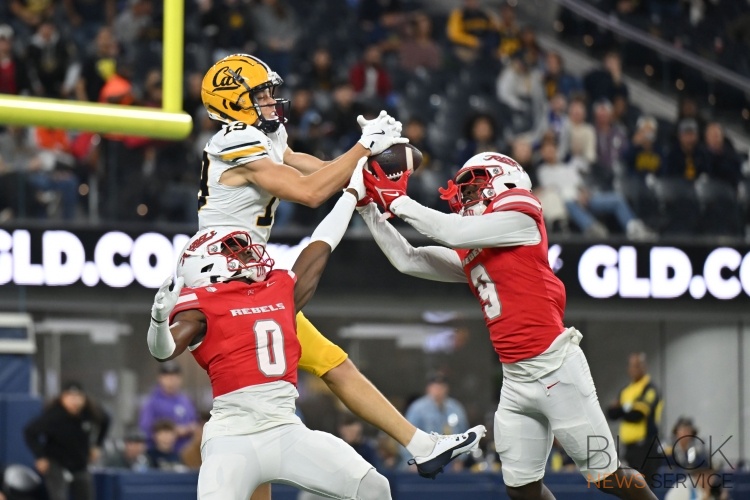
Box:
309;191;357;251
358;203;466;283
446;9;479;48
389;196;541;249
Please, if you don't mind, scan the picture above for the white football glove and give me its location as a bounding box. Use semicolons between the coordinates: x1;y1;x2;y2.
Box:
357;111;408;156
346;157;367;201
151;276;184;323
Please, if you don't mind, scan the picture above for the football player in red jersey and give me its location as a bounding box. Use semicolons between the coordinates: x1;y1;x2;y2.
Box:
146;161;483;499
146;163;392;499
359;153;658;500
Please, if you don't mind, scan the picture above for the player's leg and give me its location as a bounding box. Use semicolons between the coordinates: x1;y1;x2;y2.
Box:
275;424;391;499
540;345;656;499
495;378;556;500
296;312;485;477
249;483;271;500
198;435;264;500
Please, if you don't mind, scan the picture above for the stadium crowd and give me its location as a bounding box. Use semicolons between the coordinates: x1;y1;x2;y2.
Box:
0;0;748;240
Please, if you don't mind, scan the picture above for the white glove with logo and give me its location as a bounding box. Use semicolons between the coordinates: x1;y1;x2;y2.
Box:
357;110;408;156
151;276;184;323
148;276;183;359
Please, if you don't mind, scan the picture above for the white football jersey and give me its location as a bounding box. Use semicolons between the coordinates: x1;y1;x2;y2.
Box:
198;122;288;246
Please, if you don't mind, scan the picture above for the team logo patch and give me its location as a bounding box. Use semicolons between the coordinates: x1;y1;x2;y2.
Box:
213;66;243;91
181;230;217;264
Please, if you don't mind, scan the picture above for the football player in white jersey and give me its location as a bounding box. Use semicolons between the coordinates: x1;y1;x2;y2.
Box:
193;54;485;499
358;154;658;500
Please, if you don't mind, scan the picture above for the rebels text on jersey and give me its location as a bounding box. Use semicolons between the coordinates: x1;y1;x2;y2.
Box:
455;189;566;364
169;270;301;398
198;122;288;241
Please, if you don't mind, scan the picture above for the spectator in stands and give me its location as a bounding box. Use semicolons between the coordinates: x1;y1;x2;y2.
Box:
626;115;664;177
103;428;149;471
25;20;78;99
0;24;31;96
537;138;653;239
349;43;393;105
456;113;505;168
24;381;110;500
398;12;442;73
663;118;708;181
542;92;571;160
338;414;380;469
324;81;366;156
112;0;155;51
27;126;80;220
543;50;581;100
146;420;185;472
567;97;597;168
704;121;743;186
356;0;403;47
139;361;198;454
198;0;255;58
300;46;341;109
446;0;499;64
61;0;115;54
402;373;469;472
74;26;119;103
675;95;706;139
497;50;547;144
607;353;663;488
7;0;54;42
584;50;629;104
593;98;629;189
403;117;441;208
612;94;638;135
253;0;299;79
494;2;522;62
664;423;728;500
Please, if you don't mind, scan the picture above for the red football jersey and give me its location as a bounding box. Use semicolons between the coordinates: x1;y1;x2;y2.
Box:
455;189;566;364
169;270;301;398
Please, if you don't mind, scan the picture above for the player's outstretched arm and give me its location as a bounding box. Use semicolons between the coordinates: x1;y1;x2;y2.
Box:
357;202;466;282
147;276;206;362
291;159;366;309
364;163;541;249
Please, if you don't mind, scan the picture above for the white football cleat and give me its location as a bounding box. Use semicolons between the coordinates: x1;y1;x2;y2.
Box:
409;424;487;479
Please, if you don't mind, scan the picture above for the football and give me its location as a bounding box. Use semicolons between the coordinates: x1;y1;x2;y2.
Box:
367;143;423;180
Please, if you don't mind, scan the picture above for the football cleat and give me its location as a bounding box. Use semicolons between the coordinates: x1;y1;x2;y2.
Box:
409;424;487;479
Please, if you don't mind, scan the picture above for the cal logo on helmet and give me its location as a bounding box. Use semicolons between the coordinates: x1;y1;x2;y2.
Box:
212;66;244;92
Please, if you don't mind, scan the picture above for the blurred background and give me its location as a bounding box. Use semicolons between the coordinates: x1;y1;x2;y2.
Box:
1;0;750;498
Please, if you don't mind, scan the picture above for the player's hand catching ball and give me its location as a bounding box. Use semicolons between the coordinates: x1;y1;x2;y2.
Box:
151;276;184;323
357;110;408;156
364;160;412;212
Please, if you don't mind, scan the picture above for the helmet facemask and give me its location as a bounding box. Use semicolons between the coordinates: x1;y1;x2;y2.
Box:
246;79;290;133
178;229;275;287
209;231;274;283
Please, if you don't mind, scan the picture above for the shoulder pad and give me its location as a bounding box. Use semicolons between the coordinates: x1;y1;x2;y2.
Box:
205;125;270;163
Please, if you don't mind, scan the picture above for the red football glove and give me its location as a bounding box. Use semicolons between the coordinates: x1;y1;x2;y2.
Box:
356;195;373;208
363;161;412;212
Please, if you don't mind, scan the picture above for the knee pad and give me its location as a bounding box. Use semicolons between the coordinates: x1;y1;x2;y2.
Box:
355;469;391;500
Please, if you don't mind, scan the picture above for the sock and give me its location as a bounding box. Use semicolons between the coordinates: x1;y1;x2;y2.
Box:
405;429;435;458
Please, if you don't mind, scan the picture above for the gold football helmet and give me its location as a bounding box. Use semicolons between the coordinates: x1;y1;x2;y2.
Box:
200;54;289;132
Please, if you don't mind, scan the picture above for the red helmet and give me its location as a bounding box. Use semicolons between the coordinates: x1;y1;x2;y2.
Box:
439;153;532;216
